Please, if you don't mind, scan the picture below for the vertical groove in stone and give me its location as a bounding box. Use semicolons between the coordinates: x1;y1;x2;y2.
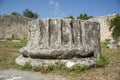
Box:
46;19;49;48
70;20;74;47
61;19;72;48
60;19;63;48
58;19;62;48
80;21;84;47
92;22;101;58
72;20;81;48
79;21;82;46
49;19;61;49
69;20;73;49
81;21;91;56
80;21;100;57
26;21;31;47
48;19;50;47
39;19;49;48
81;21;92;47
28;20;40;49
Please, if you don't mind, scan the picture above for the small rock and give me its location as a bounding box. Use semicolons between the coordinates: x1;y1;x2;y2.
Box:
107;39;118;49
12;40;21;43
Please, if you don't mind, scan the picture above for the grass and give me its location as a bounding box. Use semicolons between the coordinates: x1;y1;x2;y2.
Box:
0;39;120;80
69;65;90;72
101;39;110;48
95;56;109;68
0;39;27;69
21;62;32;70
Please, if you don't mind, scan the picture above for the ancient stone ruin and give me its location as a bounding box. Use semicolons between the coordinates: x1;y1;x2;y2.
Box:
16;19;100;67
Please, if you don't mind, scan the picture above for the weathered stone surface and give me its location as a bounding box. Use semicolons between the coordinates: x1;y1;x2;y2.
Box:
16;55;97;68
0;15;32;39
16;19;100;67
107;39;118;49
89;14;117;41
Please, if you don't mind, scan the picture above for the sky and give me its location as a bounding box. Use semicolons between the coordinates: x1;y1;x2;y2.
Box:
0;0;120;18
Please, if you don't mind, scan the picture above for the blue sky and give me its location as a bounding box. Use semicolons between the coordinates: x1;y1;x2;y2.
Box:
0;0;120;18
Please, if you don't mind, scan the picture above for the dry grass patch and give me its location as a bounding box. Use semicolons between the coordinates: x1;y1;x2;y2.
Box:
0;39;27;69
65;48;120;80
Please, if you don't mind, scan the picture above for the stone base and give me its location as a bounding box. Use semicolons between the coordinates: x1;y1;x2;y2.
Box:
15;55;98;68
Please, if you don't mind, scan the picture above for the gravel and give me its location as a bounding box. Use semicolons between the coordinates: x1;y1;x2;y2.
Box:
0;69;67;80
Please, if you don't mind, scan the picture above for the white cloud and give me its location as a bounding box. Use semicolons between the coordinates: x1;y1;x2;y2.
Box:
49;0;65;17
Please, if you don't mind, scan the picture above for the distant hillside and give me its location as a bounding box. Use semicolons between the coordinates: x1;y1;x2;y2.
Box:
0;15;32;39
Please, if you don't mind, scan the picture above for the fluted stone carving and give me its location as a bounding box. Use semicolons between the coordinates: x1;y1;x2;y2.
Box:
19;19;100;59
16;19;100;67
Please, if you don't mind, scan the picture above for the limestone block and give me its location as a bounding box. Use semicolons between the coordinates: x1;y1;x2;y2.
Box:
19;19;100;60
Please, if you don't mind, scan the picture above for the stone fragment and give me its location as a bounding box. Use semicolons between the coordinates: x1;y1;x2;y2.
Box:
12;40;21;43
107;39;118;49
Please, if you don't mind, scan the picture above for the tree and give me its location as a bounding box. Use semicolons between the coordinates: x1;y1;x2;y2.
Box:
77;13;93;20
66;15;75;19
11;12;21;16
23;9;39;19
109;14;120;42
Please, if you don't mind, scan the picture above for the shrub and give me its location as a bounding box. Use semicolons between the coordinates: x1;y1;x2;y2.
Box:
109;14;120;42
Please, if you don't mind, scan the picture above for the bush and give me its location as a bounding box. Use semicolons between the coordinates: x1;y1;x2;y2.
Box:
11;12;21;16
23;9;39;19
109;14;120;42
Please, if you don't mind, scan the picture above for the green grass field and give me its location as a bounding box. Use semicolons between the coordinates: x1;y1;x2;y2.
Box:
0;39;120;80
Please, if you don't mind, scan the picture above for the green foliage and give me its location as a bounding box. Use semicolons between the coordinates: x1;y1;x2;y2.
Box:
33;65;55;73
22;62;32;70
13;38;27;48
69;65;89;72
54;61;66;70
23;9;39;19
20;56;108;73
4;38;27;49
11;12;21;16
66;15;75;19
101;39;110;48
77;13;93;20
109;14;120;42
95;56;108;68
33;61;66;73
